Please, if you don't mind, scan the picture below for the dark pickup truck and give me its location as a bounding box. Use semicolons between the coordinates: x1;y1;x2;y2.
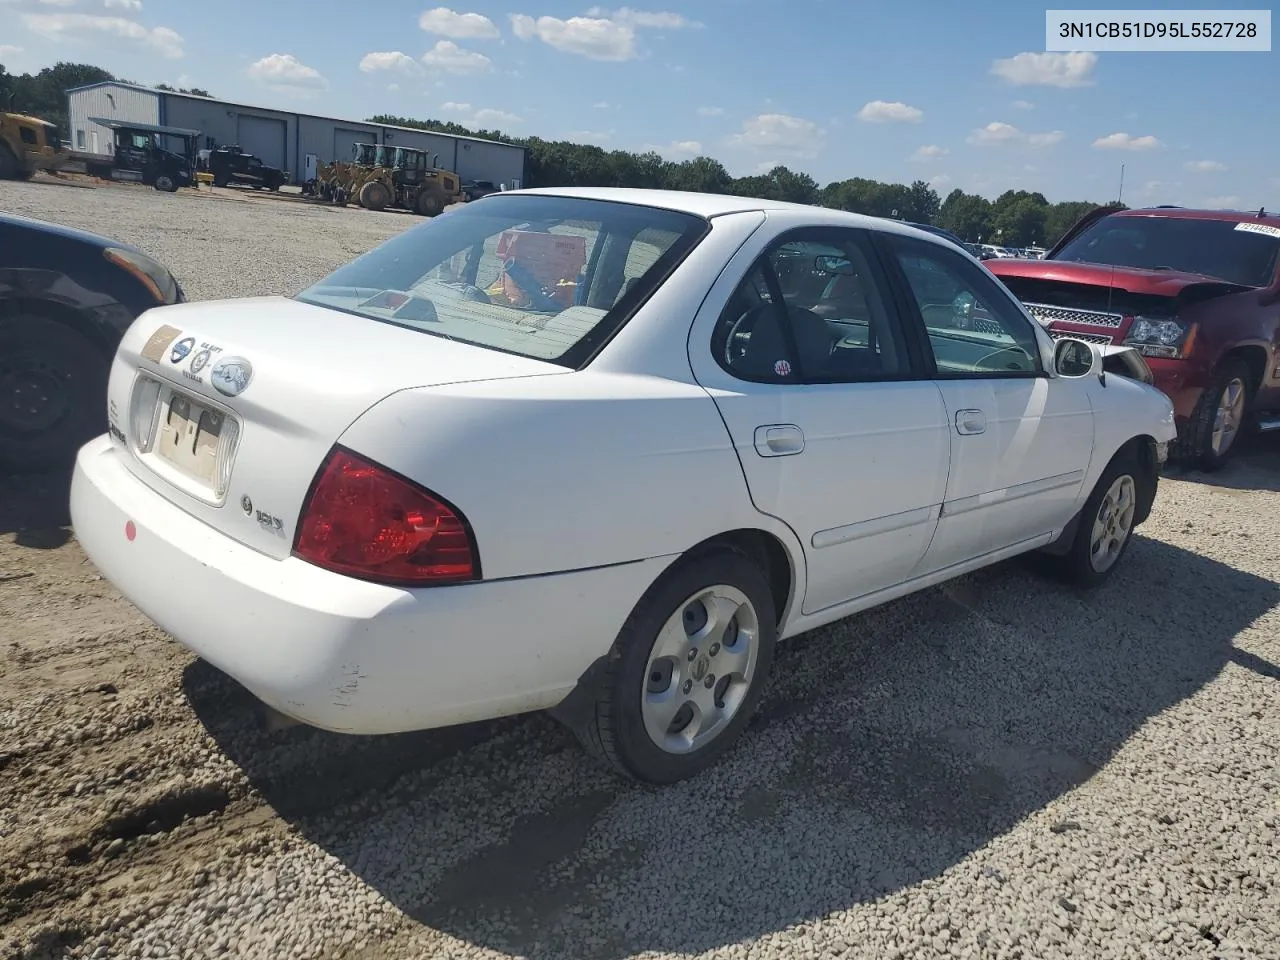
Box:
987;206;1280;469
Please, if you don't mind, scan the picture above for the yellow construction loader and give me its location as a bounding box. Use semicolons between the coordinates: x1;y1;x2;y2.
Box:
0;109;67;180
303;142;462;216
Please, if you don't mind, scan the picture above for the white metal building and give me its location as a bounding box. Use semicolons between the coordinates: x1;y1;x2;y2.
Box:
66;82;528;187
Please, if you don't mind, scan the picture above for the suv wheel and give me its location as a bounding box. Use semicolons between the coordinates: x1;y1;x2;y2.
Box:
1182;356;1253;471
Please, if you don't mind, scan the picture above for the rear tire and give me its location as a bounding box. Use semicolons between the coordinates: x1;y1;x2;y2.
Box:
0;317;109;473
359;180;390;211
569;547;777;784
1046;450;1143;588
1178;356;1253;471
0;144;20;180
415;189;445;217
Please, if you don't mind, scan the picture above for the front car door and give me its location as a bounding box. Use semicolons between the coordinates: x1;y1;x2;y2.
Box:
878;232;1096;572
689;222;951;615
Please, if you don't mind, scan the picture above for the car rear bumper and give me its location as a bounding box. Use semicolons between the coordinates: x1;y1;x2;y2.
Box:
71;435;670;735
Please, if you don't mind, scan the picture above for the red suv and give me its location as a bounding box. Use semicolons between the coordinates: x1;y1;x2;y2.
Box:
987;206;1280;469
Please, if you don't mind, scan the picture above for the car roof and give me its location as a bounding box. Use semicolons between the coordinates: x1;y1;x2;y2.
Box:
1111;206;1280;226
0;211;140;251
500;186;963;244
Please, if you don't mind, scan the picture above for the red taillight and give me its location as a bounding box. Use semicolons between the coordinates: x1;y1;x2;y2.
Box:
293;448;478;585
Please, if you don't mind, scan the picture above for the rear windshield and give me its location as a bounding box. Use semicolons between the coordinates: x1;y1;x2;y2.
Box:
1051;215;1280;288
297;194;709;368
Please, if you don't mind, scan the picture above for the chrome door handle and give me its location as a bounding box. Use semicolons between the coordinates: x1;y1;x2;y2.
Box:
754;423;805;457
955;409;987;435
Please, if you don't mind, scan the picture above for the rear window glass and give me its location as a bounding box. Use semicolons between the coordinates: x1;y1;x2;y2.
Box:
296;195;708;368
1052;215;1280;288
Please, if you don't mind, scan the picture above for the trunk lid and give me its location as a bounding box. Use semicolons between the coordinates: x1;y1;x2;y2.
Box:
106;295;566;559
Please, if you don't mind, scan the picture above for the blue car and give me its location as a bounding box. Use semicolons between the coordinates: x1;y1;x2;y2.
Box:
0;212;184;471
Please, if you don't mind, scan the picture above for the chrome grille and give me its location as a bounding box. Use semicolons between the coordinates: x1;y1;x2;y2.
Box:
1024;302;1125;329
1047;329;1114;345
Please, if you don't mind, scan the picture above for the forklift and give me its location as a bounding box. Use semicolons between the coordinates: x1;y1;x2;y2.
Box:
72;117;201;192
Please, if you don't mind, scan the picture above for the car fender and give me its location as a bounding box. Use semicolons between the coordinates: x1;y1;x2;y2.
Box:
337;370;808;587
1082;371;1176;490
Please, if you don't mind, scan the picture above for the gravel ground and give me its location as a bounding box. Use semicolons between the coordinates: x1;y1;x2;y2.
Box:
2;175;1280;960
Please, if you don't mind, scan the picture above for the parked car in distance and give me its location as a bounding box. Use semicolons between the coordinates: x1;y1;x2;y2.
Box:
987;206;1280;469
70;189;1176;784
461;179;499;202
0;212;184;471
900;220;967;250
205;145;285;191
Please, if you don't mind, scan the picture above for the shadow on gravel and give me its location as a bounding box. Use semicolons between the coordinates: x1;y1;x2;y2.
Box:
0;469;73;548
1164;433;1280;493
187;535;1279;960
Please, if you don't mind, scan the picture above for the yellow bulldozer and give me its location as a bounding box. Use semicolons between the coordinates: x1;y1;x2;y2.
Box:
303;142;462;217
0;108;67;181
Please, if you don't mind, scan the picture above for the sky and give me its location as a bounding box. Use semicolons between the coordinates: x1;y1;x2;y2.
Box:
1;0;1276;206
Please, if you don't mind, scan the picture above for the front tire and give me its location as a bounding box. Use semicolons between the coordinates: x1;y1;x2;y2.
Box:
1180;357;1253;471
573;547;777;784
1048;451;1143;587
0;317;108;473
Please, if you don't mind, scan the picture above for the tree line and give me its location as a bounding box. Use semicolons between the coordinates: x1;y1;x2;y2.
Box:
374;112;1120;247
1;60;1118;247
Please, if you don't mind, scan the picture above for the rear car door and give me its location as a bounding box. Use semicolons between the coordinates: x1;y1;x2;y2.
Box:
879;233;1095;572
689;224;950;615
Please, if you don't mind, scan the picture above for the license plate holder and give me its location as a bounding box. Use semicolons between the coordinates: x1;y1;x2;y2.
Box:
155;390;224;486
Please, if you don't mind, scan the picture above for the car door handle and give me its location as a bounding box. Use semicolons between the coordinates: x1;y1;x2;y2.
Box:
754;424;805;457
955;409;987;435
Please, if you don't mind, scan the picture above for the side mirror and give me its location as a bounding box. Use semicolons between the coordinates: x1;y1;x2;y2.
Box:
1053;337;1103;378
815;255;854;275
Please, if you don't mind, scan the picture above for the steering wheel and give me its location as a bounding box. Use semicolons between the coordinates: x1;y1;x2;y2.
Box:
723;304;766;367
973;347;1033;372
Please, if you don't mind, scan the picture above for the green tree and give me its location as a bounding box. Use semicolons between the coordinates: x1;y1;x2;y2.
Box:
936;189;993;241
994;196;1048;247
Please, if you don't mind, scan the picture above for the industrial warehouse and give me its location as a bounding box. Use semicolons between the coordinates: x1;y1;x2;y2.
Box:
65;81;528;189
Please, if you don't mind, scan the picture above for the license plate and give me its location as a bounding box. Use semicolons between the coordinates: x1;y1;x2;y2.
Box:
156;391;224;486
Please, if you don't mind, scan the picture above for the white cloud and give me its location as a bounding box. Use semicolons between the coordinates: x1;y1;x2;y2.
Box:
421;39;492;73
730;113;824;158
1012;99;1034;110
387;83;399;92
418;7;500;39
510;13;636;60
1184;159;1227;173
358;51;420;74
472;107;521;126
697;105;724;116
0;44;23;56
909;144;948;162
593;101;611;109
968;121;1064;148
1092;132;1162;151
584;7;701;29
440;101;472;112
856;100;923;123
22;13;182;57
1204;195;1241;207
646;139;701;157
929;174;952;188
37;0;78;6
246;53;326;90
1027;130;1065;147
104;0;143;10
991;51;1098;87
569;129;613;143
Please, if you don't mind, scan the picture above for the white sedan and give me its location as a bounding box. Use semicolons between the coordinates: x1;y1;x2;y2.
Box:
70;188;1177;783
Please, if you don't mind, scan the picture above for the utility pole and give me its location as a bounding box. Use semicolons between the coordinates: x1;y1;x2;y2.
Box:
1117;163;1125;205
